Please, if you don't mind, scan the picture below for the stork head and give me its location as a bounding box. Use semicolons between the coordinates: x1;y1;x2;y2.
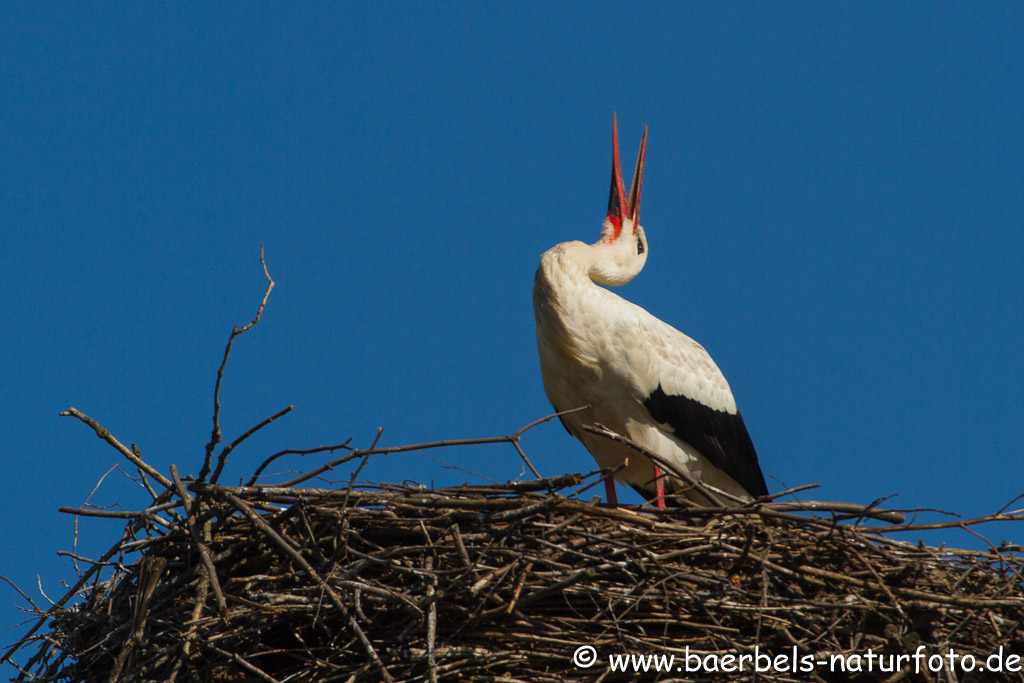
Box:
591;114;648;287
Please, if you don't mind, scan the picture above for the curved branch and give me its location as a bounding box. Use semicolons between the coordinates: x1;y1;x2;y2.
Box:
199;245;275;483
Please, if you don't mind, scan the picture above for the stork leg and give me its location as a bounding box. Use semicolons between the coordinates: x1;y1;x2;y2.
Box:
653;465;666;508
603;474;618;506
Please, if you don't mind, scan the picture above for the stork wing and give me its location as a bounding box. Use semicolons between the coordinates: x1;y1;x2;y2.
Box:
642;384;768;497
614;313;769;498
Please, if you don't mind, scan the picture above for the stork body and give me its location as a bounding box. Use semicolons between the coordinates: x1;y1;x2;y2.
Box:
533;117;768;506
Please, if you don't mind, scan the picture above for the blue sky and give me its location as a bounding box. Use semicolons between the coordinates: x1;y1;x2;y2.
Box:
3;3;1023;667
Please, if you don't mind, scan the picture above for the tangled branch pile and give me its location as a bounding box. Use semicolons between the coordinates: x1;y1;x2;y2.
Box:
7;469;1024;682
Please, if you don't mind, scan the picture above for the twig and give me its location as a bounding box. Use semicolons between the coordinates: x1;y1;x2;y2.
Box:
59;408;174;491
199;245;275;483
72;463;121;576
168;541;212;683
109;555;167;682
210;404;294;484
0;575;41;613
246;438;354;486
275;410;584;489
859;513;1024;534
208;646;281;683
170;465;228;620
58;501;183;519
341;429;383;513
512;405;590;436
499;473;583;492
54;551;122;567
507;405;590;480
765;500;906;524
763;483;820;500
425;555;438;683
132;445;160;502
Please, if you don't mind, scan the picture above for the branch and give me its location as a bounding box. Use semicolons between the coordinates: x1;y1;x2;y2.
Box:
246;438;355;487
59;408;174;491
266;409;586;489
58;501;182;519
763;483;820;500
210;404;294;485
859;512;1024;534
171;465;228;619
199;245;275;483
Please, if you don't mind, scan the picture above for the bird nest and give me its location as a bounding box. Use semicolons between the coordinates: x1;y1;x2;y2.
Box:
7;467;1024;682
7;255;1024;682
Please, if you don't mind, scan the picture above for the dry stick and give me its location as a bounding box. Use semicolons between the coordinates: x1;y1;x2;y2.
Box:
449;523;474;569
507;405;590;479
131;445;160;502
995;492;1024;516
109;555;167;683
58;501;183;519
274;408;589;489
581;423;732;507
168;548;212;683
59;407;174;491
247;437;355;486
858;512;1024;534
170;464;228;620
487;496;563;523
199;244;275;483
207;646;281;683
339;429;383;515
427;454;498;484
0;575;42;613
512;566;596;612
489;473;583;492
217;489;395;683
424;555;439;683
765;501;905;524
652;502;905;529
55;551;122;567
511;440;542;480
130;453;184;528
210;404;294;484
763;483;820;500
503;561;534;616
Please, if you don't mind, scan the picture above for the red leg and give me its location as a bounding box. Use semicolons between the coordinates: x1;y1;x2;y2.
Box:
603;474;618;505
654;465;666;508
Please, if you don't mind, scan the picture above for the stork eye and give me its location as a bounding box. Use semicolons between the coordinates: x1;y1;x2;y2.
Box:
637;238;645;255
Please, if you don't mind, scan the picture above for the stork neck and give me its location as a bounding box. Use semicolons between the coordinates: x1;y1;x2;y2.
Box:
537;241;599;290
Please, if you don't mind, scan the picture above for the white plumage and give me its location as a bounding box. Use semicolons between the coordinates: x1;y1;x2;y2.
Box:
533;116;767;507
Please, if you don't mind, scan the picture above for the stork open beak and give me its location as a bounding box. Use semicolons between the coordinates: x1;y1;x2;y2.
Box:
606;114;647;240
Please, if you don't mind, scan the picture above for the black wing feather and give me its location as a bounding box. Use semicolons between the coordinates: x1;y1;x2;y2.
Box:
642;383;768;498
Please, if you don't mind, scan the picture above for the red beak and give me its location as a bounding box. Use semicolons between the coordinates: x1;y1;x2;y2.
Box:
628;126;647;230
606;114;647;240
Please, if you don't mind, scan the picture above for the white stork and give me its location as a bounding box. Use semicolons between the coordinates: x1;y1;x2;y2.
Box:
532;115;768;507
